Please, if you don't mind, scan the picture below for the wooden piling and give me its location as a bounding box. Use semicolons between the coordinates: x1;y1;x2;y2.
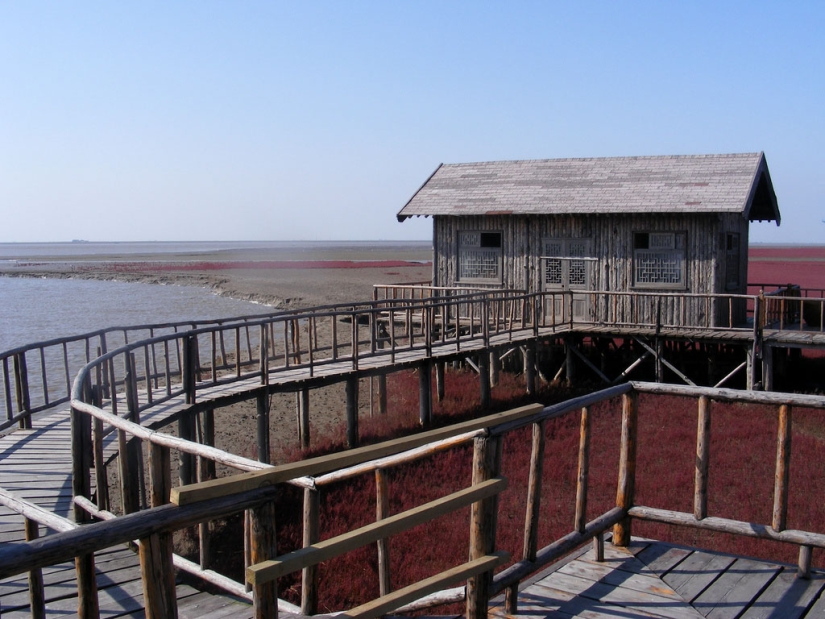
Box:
435;361;445;402
419;362;432;427
478;353;490;409
525;341;537;396
257;391;270;465
298;387;310;449
772;404;792;532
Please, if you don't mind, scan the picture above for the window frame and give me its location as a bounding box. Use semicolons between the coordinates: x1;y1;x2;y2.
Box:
456;230;503;284
632;231;687;290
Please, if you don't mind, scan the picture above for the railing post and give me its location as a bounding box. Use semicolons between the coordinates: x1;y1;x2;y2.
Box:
71;376;99;618
140;442;177;619
301;487;320;614
13;352;32;429
25;517;46;619
376;468;392;596
467;434;502;619
574;407;591;533
298;387;311;449
506;419;546;613
694;396;711;520
772;404;792;532
198;408;215;570
613;391;638;546
250;500;279;619
346;375;359;448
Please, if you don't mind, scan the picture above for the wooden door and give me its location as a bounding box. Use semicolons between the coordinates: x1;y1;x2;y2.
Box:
542;238;593;322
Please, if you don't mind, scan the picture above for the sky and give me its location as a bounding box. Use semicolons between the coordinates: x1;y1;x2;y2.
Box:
1;2;823;244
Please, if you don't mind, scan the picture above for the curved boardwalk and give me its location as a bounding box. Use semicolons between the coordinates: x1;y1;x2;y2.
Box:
3;288;825;617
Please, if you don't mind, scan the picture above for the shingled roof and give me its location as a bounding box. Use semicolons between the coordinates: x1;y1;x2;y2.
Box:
397;152;780;224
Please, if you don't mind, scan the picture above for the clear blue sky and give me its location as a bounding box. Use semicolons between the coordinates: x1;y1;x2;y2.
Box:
1;2;823;243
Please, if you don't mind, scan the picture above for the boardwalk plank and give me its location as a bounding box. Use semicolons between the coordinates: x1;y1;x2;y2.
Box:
692;557;781;619
738;568;825;619
663;550;736;603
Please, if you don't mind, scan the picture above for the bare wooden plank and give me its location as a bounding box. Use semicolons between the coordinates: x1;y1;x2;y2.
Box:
662;550;736;603
691;557;781;619
739;568;825;619
558;558;685;601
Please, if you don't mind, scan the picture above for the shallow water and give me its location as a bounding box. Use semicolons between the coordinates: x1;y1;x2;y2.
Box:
0;276;272;352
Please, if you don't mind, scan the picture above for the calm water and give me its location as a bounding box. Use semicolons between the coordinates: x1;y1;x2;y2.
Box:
0;277;272;352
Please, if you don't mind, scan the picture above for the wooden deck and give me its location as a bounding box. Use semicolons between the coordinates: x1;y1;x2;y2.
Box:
494;539;825;619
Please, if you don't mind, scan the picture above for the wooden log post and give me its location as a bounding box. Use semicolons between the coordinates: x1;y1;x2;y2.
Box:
140;443;177;619
257;391;270;465
378;373;388;414
419;362;432;427
565;337;576;386
92;385;109;512
489;350;500;388
694;396;711;520
198;408;215;571
301;488;320;615
25;518;46;619
574;407;591;533
250;501;278;619
467;435;502;619
799;545;813;580
746;347;755;391
435;361;446;402
13;352;32;429
298;387;311;449
772;404;792;533
655;338;664;383
478;353;491;410
71;382;99;619
762;343;774;391
506;420;545;614
525;340;537;396
613;391;638;546
346;376;359;448
376;468;391;596
178;410;196;487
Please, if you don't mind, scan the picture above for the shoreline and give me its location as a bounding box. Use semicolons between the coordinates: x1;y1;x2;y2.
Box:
0;244;434;309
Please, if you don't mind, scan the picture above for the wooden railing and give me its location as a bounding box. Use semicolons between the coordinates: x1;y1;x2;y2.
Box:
4;285;824;434
0;310;296;432
5;381;824;618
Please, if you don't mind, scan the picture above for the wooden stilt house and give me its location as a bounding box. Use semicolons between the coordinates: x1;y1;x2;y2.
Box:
397;153;781;326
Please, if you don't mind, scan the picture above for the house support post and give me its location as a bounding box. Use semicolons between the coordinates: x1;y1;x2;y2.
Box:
346;376;359;448
655;338;664;383
419;361;432;427
746;347;755;391
525;340;537;396
565;336;576;385
762;344;774;392
298;387;310;449
489;350;500;387
377;374;388;414
256;391;269;465
435;361;445;402
478;352;491;409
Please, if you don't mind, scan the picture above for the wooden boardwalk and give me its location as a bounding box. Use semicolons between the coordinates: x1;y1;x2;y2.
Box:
0;407;254;617
494;539;825;619
2;315;825;617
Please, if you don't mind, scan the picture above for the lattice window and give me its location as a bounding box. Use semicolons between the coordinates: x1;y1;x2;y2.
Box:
459;231;502;282
544;241;563;285
568;240;588;287
633;232;686;288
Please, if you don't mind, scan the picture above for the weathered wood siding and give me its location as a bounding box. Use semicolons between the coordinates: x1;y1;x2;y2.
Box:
433;213;752;327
